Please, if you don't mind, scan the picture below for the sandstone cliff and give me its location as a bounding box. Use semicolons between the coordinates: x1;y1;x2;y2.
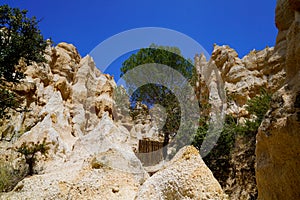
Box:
256;0;300;199
0;42;226;199
194;41;285;199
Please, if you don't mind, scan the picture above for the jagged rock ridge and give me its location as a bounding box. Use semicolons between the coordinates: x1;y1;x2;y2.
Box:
0;42;226;199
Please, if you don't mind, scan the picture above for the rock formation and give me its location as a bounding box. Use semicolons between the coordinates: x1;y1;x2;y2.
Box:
195;43;285;121
135;146;227;200
0;1;298;198
0;42;226;199
256;0;300;199
193;41;285;199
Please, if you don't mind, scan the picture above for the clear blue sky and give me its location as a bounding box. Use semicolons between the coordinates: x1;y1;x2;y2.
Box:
2;0;277;79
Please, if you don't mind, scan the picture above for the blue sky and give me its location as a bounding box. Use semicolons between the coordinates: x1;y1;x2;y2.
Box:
2;0;277;80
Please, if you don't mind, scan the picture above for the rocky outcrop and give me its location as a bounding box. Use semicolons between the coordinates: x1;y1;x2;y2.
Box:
210;44;284;117
129;102;165;143
1;114;148;200
1;0;296;196
193;27;290;199
195;43;285;126
0;42;116;142
256;0;300;199
193;41;286;199
135;146;227;200
0;42;225;199
0;42;145;199
224;135;257;199
114;98;166;155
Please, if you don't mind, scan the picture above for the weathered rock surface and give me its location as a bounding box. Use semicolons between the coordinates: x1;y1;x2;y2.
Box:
0;42;225;199
213;44;284;115
135;146;227;200
0;42;146;199
193;40;286;199
195;43;285;124
224;135;257;200
1;114;148;200
0;0;296;196
256;0;300;199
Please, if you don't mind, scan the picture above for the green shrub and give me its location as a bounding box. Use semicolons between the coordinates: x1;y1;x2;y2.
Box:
246;89;272;122
0;138;51;192
236;89;272;136
0;5;48;119
191;115;235;186
192;89;272;186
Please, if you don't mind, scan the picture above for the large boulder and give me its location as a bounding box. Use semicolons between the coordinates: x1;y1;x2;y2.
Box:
135;146;227;200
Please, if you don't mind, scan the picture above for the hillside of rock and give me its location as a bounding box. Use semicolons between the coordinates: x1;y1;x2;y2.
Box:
0;42;226;199
0;1;299;198
193;41;285;199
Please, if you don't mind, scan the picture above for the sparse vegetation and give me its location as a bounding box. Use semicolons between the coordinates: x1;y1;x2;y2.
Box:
0;156;27;192
242;89;272;135
15;138;50;175
192;115;236;186
192;89;272;186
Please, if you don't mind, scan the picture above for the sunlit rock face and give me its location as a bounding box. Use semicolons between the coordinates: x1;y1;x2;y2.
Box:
195;43;285;120
256;0;300;199
135;146;227;200
193;28;286;200
0;42;145;200
1;1;297;196
0;42;226;200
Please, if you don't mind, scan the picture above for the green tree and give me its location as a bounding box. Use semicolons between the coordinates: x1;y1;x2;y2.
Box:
120;44;196;149
0;4;47;118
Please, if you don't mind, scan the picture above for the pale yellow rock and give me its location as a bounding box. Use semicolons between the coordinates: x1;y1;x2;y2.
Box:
193;37;286;199
50;42;81;82
286;14;300;81
1;112;147;200
0;42;149;200
135;146;227;200
24;61;53;86
256;84;300;200
256;0;300;199
0;39;265;200
54;76;71;101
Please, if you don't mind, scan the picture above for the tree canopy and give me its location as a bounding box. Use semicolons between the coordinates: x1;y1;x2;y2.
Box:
120;44;196;146
0;4;47;118
120;44;195;106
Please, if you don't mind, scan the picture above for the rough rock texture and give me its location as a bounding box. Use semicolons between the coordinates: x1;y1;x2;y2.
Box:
194;41;285;199
129;102;165;143
0;42;147;199
135;146;227;200
0;42;225;199
210;44;284;117
256;0;300;199
224;135;257;199
1;114;148;200
195;43;285;122
114;97;165;154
